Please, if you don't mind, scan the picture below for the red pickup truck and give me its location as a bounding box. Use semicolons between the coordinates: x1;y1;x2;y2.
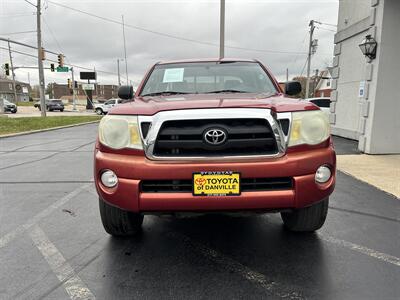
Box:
94;59;335;236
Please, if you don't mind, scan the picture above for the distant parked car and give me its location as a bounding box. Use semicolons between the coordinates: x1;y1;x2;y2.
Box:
305;97;331;115
94;98;123;115
2;99;17;113
37;99;64;112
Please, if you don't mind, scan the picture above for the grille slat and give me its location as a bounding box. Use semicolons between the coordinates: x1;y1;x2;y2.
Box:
156;138;275;150
141;178;293;193
159;125;271;136
153;118;278;157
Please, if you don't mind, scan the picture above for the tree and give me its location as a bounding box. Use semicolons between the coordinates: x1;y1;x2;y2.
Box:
45;83;53;98
292;75;320;99
30;85;40;99
292;76;307;98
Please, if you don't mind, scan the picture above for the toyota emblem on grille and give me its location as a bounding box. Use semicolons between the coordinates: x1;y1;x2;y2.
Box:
204;129;227;145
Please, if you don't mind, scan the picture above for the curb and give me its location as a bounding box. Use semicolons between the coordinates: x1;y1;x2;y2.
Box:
0;120;100;139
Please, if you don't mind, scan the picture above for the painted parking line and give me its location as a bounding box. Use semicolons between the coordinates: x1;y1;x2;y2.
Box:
319;234;400;267
0;183;91;249
29;225;95;300
168;231;304;299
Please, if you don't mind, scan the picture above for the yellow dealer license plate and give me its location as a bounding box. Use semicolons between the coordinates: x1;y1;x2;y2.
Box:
193;171;240;196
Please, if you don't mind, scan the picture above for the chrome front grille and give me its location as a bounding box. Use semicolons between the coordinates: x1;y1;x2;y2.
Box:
138;108;289;160
153;118;278;157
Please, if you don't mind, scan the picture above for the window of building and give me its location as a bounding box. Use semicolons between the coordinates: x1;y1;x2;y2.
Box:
310;98;331;108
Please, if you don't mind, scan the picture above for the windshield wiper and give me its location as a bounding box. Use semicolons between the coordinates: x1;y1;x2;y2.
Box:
205;89;248;94
141;91;190;97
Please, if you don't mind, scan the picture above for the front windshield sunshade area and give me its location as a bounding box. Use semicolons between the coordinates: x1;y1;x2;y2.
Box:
140;61;278;96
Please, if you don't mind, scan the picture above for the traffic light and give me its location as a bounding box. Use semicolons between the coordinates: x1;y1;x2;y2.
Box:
74;81;78;89
4;63;10;76
40;47;46;60
50;63;55;72
58;54;64;67
67;78;72;88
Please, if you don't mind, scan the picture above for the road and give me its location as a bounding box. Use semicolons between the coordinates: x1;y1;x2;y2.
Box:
0;124;399;299
6;106;95;118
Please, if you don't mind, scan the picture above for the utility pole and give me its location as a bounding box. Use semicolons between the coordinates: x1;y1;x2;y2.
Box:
94;66;97;99
27;72;30;85
122;15;129;84
7;40;18;104
219;0;225;59
36;0;46;117
71;67;77;111
117;59;121;85
305;20;315;99
286;68;289;82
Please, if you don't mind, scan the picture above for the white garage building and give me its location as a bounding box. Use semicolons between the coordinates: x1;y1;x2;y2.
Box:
331;0;399;154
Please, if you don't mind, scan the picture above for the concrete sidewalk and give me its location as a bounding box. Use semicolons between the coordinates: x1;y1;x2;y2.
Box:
337;154;400;198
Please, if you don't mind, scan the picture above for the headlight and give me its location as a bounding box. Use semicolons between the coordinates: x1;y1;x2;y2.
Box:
288;110;330;147
98;115;142;149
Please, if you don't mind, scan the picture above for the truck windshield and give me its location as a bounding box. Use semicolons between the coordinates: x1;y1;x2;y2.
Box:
140;61;278;96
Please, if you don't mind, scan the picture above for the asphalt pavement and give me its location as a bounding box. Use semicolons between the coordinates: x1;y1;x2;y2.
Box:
0;124;399;300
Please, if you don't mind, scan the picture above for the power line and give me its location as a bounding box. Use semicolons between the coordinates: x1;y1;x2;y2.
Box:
316;26;336;33
0;46;119;76
0;46;37;59
317;22;337;28
300;56;308;77
290;30;309;71
0;13;35;18
46;0;307;55
0;30;36;35
43;17;63;55
0;37;59;55
23;0;36;8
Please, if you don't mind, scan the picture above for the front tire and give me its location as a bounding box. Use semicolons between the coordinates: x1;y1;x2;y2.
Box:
95;108;103;115
99;198;143;236
281;197;329;232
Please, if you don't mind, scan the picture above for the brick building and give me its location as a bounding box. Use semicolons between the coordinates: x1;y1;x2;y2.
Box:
50;83;119;101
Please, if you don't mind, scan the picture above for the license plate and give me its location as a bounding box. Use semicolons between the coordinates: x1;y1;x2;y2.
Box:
193;171;240;196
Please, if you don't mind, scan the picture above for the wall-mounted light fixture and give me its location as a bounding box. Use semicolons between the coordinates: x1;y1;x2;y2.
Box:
359;34;378;60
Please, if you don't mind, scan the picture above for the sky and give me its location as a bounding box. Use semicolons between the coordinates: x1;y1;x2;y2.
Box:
0;0;339;87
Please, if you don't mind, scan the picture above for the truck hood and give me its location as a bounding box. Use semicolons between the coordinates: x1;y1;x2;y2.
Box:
110;93;318;115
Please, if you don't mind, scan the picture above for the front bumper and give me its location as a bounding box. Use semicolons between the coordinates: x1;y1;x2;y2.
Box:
94;146;336;213
49;106;64;110
4;106;17;112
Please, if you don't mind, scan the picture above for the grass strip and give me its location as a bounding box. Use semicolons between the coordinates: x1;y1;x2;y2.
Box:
16;102;35;106
0;116;101;135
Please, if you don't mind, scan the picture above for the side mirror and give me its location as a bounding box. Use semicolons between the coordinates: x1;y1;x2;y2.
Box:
285;81;302;96
118;85;134;100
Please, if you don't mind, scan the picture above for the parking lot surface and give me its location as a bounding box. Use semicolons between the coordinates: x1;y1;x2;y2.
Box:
0;124;399;299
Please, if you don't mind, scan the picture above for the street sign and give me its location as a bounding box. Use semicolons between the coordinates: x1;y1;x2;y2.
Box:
359;81;365;98
56;66;69;72
80;72;96;80
82;83;95;90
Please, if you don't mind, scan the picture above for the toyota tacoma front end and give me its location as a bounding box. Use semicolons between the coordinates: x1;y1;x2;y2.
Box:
94;59;336;236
